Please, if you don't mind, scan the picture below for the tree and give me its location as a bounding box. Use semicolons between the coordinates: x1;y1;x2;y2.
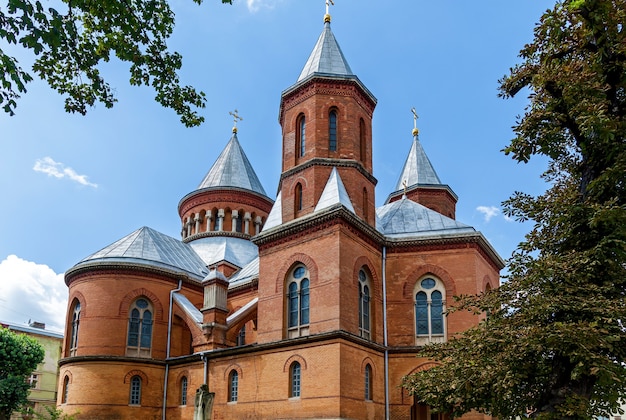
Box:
1;0;233;126
0;327;45;420
403;1;626;419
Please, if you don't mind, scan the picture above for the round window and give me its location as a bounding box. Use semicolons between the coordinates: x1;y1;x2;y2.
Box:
421;278;436;289
293;266;306;279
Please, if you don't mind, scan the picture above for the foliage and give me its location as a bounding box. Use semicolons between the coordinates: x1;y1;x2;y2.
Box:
1;0;232;126
22;405;78;420
0;327;45;420
403;1;626;419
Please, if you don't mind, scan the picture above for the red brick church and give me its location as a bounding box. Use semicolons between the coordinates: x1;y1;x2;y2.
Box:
58;8;503;420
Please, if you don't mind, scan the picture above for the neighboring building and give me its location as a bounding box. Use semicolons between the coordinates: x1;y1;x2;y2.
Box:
57;10;503;420
1;321;63;419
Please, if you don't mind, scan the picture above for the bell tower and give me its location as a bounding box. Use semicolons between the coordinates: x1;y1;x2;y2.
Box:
277;9;378;226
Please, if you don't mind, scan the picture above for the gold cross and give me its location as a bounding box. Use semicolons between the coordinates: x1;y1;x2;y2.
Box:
402;180;408;196
229;109;243;132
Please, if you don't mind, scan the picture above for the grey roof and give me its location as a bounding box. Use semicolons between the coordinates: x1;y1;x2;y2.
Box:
1;321;63;338
262;191;283;231
229;257;259;289
298;21;353;82
197;133;268;197
173;293;203;325
395;134;442;191
314;167;355;213
189;236;258;269
75;227;209;280
377;198;475;238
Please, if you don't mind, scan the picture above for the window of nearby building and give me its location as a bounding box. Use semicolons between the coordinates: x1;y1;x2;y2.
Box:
237;324;246;346
129;376;142;405
358;269;371;340
329;110;338;151
62;376;69;404
70;300;80;356
297;114;306;157
180;376;188;406
287;265;310;338
228;370;239;402
27;373;39;389
414;277;446;345
127;298;153;357
364;364;372;400
289;362;301;398
295;183;303;213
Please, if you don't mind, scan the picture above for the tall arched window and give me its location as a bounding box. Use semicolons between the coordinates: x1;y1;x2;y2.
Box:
62;376;69;404
362;188;369;223
414;277;446;345
297;114;306;157
364;364;372;400
69;301;80;356
358;269;371;339
228;370;239;402
289;361;301;398
329;110;338;151
129;376;142;405
287;265;310;338
127;298;153;357
295;183;303;213
180;376;188;406
359;118;366;161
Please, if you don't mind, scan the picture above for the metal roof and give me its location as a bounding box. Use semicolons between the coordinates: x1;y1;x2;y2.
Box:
173;293;203;325
394;134;442;191
188;236;258;269
314;167;355;213
298;21;353;82
376;198;475;238
229;257;259;289
261;191;283;231
197;133;268;197
75;227;209;280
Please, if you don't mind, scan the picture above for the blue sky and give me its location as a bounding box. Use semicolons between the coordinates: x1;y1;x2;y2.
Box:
0;0;554;331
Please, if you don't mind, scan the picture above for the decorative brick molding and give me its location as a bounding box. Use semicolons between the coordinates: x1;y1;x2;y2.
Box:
283;354;307;372
274;252;319;294
119;288;164;321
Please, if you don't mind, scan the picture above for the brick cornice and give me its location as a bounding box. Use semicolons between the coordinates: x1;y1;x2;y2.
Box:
59;355;166;367
65;263;205;288
178;187;274;216
279;157;378;187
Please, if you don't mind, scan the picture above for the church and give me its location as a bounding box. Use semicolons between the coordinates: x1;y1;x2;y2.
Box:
57;7;503;420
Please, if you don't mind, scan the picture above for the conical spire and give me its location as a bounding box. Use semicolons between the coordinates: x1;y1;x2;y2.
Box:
297;19;353;82
395;132;442;190
314;167;355;213
197;132;267;197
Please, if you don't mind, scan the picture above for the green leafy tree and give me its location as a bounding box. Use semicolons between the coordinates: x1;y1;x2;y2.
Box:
1;0;233;126
402;1;626;419
0;327;45;420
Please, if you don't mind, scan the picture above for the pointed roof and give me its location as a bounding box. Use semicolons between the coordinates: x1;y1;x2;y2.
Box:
197;132;267;197
314;167;355;213
189;236;258;269
261;191;283;231
73;227;209;280
376;198;474;238
298;21;353;82
395;134;442;190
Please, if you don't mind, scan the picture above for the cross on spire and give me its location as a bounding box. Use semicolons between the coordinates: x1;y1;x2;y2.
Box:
324;0;334;23
411;107;419;137
229;109;243;133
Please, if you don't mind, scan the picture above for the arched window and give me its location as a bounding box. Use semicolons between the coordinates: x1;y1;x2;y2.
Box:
127;298;153;357
69;301;80;356
228;370;239;402
295;183;303;213
359;118;366;161
286;265;310;338
289;361;301;398
180;376;188;406
297;114;306;157
329;110;338;151
62;376;69;404
237;324;246;346
129;376;142;405
414;277;446;345
364;364;372;400
358;269;371;339
235;209;243;233
362;188;369;223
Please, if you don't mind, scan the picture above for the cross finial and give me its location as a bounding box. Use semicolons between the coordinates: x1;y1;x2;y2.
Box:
411;107;419;137
229;109;243;133
402;180;408;197
324;0;334;23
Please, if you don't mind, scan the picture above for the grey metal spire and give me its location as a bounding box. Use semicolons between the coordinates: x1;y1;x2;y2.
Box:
297;20;353;82
198;132;268;197
314;167;355;213
395;133;442;190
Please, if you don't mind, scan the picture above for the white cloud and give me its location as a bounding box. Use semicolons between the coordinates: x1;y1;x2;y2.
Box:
33;156;98;188
246;0;281;13
0;255;67;332
476;205;500;222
